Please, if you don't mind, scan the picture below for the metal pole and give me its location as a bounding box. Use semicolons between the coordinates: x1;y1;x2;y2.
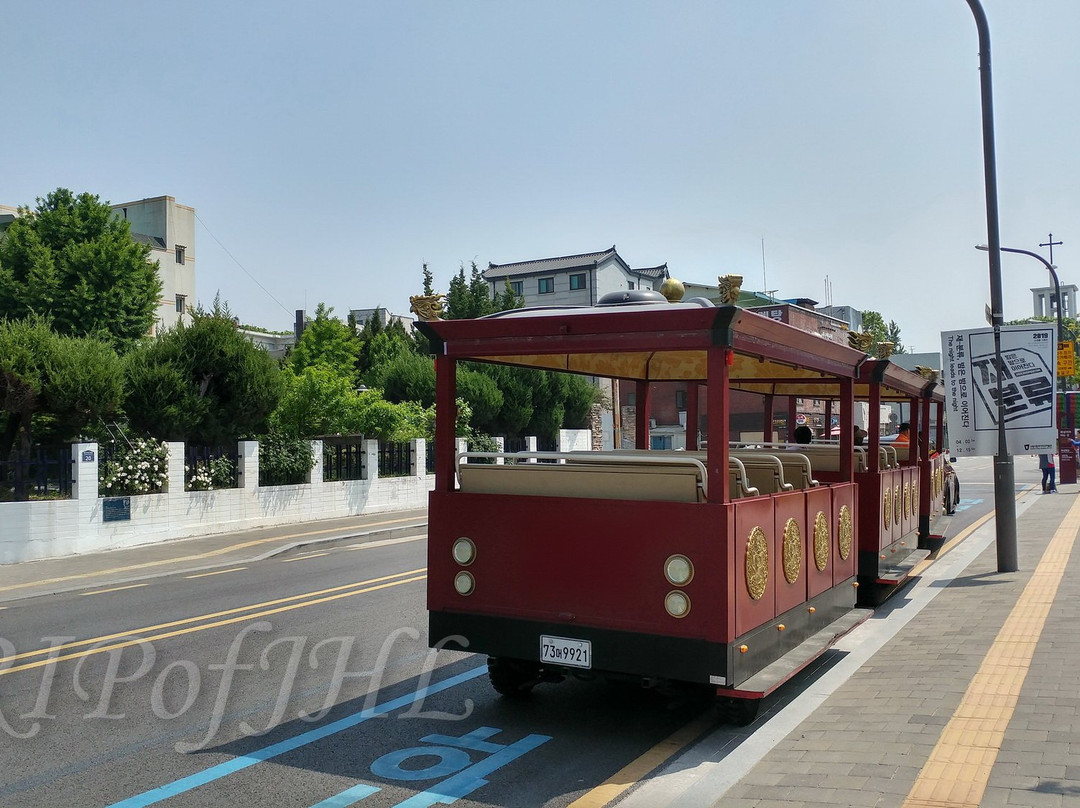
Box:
966;0;1017;572
977;244;1064;390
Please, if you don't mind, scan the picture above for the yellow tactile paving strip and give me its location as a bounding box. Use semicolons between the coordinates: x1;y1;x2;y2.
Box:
902;495;1080;808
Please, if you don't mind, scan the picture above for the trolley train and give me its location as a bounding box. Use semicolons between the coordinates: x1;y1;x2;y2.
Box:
417;292;949;721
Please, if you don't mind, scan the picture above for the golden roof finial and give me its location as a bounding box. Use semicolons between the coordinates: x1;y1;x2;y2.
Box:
659;278;685;302
409;293;445;321
717;274;743;305
847;331;874;353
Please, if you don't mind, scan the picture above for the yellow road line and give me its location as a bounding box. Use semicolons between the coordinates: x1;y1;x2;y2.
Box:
80;583;148;597
0;574;427;678
184;567;248;579
566;712;717;808
0;567;427;666
0;515;424;594
902;490;1080;807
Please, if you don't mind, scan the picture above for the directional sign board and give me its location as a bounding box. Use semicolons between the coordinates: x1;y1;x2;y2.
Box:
941;325;1057;457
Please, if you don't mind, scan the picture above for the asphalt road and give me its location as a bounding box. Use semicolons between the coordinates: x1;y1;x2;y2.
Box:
0;456;1005;808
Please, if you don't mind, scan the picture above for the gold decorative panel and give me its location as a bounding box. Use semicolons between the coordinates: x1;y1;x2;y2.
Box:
911;481;918;517
746;527;769;601
903;482;911;519
894;484;902;522
838;505;853;561
813;510;829;572
782;518;802;584
883;486;891;529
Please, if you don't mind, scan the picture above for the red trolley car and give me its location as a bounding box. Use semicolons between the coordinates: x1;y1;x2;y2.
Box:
418;294;948;718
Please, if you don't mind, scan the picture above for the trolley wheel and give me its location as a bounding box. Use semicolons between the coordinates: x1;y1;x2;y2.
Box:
487;656;541;697
716;696;760;726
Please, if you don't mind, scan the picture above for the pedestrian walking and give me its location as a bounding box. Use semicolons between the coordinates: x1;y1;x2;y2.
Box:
1039;453;1057;493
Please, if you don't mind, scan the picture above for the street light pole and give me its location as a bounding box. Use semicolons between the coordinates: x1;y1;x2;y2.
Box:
966;0;1018;572
976;243;1065;390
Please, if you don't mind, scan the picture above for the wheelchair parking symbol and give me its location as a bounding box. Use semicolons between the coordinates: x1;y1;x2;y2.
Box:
311;726;551;808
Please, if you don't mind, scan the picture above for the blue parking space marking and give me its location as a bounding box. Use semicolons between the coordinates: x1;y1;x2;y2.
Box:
309;784;382;807
371;746;474;781
954;498;983;512
385;728;552;808
106;666;487;808
309;726;551;808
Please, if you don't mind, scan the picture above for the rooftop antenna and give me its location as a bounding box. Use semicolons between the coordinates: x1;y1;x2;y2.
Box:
761;236;768;295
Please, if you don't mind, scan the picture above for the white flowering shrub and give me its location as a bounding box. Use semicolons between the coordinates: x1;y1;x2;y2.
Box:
185;455;236;491
99;439;169;496
186;466;214;491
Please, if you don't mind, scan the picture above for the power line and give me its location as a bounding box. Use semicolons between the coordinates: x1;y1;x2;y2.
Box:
194;212;293;317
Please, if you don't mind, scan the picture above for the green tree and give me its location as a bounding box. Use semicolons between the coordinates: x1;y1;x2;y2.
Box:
862;311;905;357
0;317;123;499
446;261;498;320
372;351;436;406
289;303;362;383
0;189;161;350
124;300;283;443
269;365;358;438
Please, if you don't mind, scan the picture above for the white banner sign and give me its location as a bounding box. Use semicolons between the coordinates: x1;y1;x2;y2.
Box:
941;325;1057;457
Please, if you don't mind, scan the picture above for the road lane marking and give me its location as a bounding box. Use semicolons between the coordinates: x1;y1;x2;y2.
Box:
902;489;1080;807
0;574;427;677
80;584;148;597
0;515;425;594
567;712;717;808
281;552;330;563
0;568;427;670
345;534;426;551
308;784;381;807
104;666;487;808
183;567;247;579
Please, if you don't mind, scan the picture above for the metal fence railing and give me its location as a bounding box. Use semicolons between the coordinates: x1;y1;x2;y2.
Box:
323;437;366;482
184;444;240;490
0;445;73;502
425;442;436;474
378;441;411;478
537;437;558;463
503;436;528;454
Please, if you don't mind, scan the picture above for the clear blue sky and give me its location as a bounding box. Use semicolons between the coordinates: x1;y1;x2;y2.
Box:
5;1;1079;353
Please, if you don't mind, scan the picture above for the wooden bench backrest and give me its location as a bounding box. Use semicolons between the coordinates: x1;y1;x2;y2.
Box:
458;461;704;503
458;453;763;502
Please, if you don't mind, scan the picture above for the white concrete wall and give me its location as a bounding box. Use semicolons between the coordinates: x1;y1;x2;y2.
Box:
0;441;434;565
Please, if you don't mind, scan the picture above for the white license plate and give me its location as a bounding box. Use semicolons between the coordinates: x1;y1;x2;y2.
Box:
540;635;592;669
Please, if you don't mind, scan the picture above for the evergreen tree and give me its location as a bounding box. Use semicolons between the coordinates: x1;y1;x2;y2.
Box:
289;303;362;383
0;189;161;350
124;300;283;443
0;317;123;499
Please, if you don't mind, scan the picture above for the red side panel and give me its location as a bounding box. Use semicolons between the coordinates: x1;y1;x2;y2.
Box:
832;483;857;585
805;485;835;598
772;490;808;615
731;496;776;636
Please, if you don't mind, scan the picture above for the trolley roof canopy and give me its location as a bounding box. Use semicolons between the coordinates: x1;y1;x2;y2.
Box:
417;302;943;402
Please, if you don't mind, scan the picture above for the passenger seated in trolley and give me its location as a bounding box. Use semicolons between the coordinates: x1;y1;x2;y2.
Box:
892;422;911;445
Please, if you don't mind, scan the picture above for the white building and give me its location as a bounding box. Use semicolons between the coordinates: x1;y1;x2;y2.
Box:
349;306;415;330
111;196;196;334
484;246;668;308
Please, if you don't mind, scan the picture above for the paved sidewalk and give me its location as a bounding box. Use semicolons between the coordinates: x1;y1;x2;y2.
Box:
0;507;428;604
711;484;1080;807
